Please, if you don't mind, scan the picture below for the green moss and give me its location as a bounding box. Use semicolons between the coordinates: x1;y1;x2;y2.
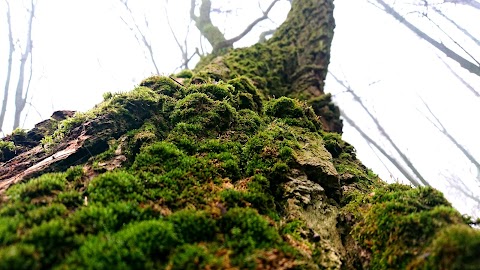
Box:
0;1;470;267
186;82;233;101
0;140;16;161
322;132;355;159
140;75;185;98
0;216;24;245
25;203;67;227
55;191;83;208
220;174;276;215
131;141;187;174
171;93;237;134
0;244;39;270
167;209;217;243
408;224;480;269
167;243;225;270
347;184;465;269
23;218;80;268
265;97;322;131
60;220;179;269
266;97;304;118
220;208;280;256
7;173;66;202
175;69;193;79
87;171;145;204
228;76;263;112
233;109;264;136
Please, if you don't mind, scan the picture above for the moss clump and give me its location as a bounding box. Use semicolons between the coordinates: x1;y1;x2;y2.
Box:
344;184;468;269
265;97;322;131
7;173;66;202
175;69;193;79
171;93;237;134
186;82;233;101
139;75;185;98
228;76;263;113
60;220;179;269
87;171;145;204
0;244;40;270
0;140;16;161
408;224;480;269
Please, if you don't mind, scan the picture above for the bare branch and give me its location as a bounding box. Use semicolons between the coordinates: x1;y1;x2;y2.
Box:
119;0;160;74
436;54;480;97
341;109;423;186
216;0;281;50
190;0;198;21
0;0;15;133
13;0;36;129
422;12;480;66
433;6;480;47
190;0;227;52
259;29;276;42
163;2;190;69
417;95;480;182
371;0;480;77
330;71;430;186
443;0;480;10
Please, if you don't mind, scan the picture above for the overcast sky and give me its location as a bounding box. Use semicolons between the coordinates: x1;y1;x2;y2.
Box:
1;0;479;216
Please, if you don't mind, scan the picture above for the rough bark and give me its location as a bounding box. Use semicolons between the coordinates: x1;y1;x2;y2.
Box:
0;1;478;269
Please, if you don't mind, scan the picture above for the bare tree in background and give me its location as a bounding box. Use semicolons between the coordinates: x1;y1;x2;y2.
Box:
0;0;36;134
417;96;480;182
189;0;282;53
443;0;480;10
330;72;429;187
370;0;480;77
118;0;160;74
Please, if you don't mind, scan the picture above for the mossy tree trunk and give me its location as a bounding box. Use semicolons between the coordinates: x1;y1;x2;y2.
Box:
0;0;479;269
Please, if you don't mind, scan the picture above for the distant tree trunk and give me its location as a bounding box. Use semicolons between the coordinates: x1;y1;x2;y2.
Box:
0;0;15;134
2;0;36;131
190;0;282;53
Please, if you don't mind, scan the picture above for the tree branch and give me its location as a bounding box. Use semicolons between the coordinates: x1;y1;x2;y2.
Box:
215;0;280;50
341;109;423;187
417;95;480;182
371;0;480;77
0;0;15;133
330;71;430;186
13;0;36;129
422;12;479;66
119;0;160;74
433;6;480;47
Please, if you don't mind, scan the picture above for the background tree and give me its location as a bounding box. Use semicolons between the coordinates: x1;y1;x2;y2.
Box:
0;0;36;134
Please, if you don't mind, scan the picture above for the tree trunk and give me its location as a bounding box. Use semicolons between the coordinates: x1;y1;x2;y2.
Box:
0;0;15;134
0;1;478;269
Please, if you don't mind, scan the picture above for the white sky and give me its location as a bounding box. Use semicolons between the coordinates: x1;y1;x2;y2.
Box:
1;0;479;216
